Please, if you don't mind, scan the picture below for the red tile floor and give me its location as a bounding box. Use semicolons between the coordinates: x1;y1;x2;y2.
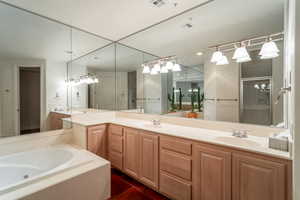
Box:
109;169;170;200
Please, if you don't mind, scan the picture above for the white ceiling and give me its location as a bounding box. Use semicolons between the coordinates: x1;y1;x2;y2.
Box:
120;0;284;66
0;2;111;62
1;0;211;41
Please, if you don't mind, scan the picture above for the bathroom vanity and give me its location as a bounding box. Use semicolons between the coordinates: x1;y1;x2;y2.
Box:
70;112;292;200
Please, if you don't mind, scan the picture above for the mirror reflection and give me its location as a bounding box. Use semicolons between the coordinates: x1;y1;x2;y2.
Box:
0;2;112;138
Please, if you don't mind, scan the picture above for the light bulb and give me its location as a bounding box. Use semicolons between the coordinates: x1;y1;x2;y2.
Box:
150;68;158;75
259;40;280;59
166;61;174;70
160;66;168;73
236;56;251;63
172;64;181;72
153;63;161;72
211;51;223;63
233;46;251;60
142;65;150;74
216;55;229;65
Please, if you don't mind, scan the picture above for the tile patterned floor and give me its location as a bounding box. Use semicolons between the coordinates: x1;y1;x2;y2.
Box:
109;169;170;200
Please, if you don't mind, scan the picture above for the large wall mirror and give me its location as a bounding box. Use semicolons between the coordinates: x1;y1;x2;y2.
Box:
0;2;112;138
117;0;286;128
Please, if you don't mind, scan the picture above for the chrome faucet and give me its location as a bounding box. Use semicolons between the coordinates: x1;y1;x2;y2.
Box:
232;130;249;138
151;119;161;126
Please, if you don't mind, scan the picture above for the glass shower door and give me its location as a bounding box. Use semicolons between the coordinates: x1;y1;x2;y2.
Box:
240;78;272;125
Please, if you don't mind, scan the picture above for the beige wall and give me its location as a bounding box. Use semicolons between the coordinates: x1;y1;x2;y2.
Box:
204;51;240;122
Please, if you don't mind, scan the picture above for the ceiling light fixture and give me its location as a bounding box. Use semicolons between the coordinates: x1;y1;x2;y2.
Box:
216;55;229;65
172;63;181;72
259;38;280;59
166;61;174;70
142;65;151;74
210;48;223;63
196;52;203;56
232;43;251;63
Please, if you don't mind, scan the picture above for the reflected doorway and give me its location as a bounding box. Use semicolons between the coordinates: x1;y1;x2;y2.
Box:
19;67;41;134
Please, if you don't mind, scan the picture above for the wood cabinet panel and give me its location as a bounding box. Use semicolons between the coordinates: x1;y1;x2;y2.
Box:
109;151;123;170
109;134;123;153
193;144;231;200
49;112;70;130
160;149;192;181
87;125;107;158
124;128;140;179
160;136;192;155
139;131;159;189
109;124;123;136
232;153;286;200
159;171;191;200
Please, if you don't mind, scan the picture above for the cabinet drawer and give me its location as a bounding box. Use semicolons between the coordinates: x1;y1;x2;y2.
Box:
109;134;123;153
160;150;192;181
109;151;123;170
109;124;123;136
161;136;192;155
160;171;191;200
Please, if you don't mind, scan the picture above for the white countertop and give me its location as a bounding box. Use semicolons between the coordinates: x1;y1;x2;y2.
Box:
65;116;291;160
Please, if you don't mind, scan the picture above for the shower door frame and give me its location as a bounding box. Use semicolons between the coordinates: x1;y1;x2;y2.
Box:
240;76;273;125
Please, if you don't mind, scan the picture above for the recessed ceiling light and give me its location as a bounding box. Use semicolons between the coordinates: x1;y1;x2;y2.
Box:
196;52;203;56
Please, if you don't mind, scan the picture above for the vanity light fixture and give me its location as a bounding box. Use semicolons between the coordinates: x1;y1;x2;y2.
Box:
142;65;151;74
210;32;283;64
172;63;182;72
166;61;174;70
232;43;251;63
150;67;158;75
65;74;99;87
153;63;161;72
216;55;229;65
259;38;280;59
160;66;169;73
210;48;223;63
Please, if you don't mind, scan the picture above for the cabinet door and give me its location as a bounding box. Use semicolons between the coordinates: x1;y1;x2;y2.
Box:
139;131;159;189
193;144;231;200
87;125;107;158
124;128;140;179
232;153;286;200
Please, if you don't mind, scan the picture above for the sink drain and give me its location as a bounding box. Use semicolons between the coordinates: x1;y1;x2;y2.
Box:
23;174;29;179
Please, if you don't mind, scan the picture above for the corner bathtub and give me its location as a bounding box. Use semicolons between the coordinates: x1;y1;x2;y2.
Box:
0;145;94;193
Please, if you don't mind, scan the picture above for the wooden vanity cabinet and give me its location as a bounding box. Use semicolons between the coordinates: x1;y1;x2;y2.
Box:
139;131;159;189
49;112;70;130
108;124;124;170
124;128;140;179
87;124;107;159
123;128;159;189
232;152;291;200
159;136;192;200
193;144;231;200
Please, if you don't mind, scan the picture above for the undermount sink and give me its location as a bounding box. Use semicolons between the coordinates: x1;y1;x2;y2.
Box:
143;124;162;129
215;136;262;147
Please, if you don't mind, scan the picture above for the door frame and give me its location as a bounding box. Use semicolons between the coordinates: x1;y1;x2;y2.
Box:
14;64;46;135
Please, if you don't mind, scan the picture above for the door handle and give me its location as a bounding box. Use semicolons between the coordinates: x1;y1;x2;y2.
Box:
275;86;291;104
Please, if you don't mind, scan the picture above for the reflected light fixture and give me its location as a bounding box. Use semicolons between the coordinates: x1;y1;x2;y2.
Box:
150;67;158;75
153;63;161;72
160;66;168;73
210;48;223;63
216;55;229;65
232;44;251;63
166;61;174;70
259;39;280;59
142;65;150;74
172;63;181;72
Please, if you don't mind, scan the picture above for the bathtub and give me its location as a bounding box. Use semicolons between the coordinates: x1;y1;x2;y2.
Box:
0;145;95;193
